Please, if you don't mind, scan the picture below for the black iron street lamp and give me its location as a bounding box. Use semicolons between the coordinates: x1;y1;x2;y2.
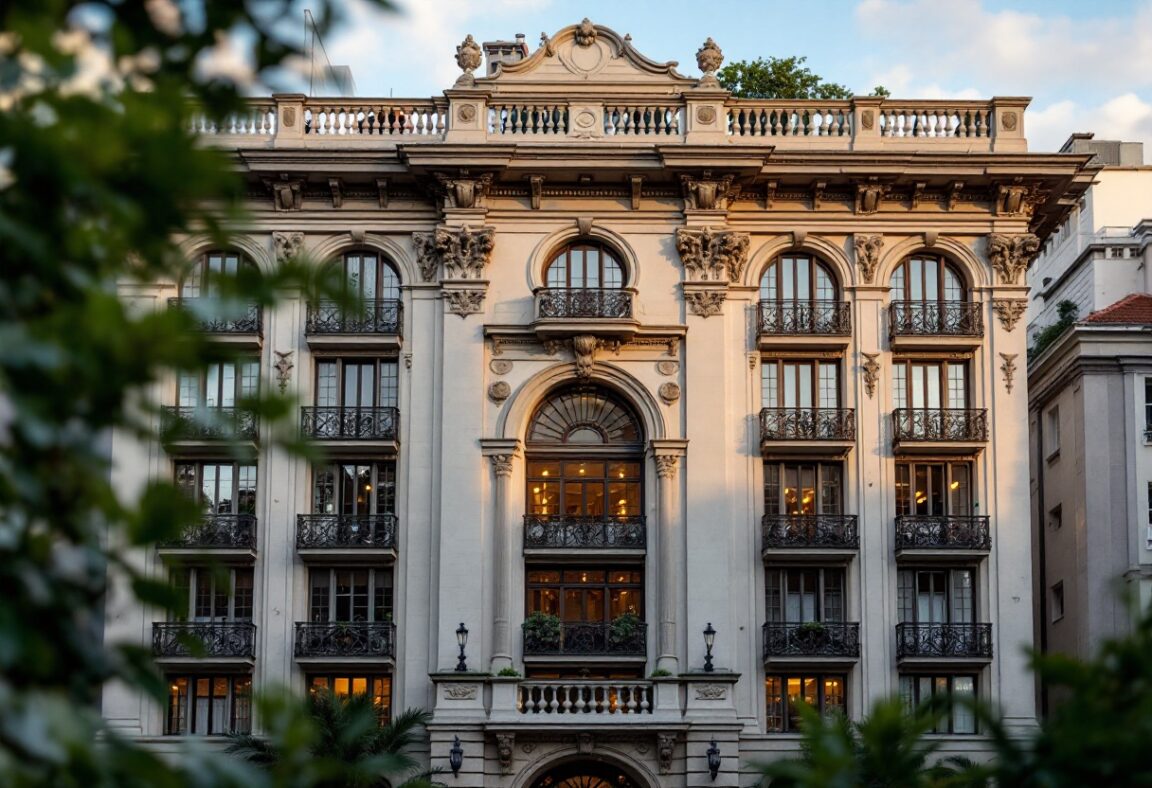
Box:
449;735;464;777
455;622;469;671
703;622;716;672
706;739;721;780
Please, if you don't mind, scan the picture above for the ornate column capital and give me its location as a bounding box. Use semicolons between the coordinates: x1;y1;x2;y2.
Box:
490;455;514;477
480;438;523;465
675;226;749;282
987;233;1041;285
654;455;679;479
649;439;688;479
413;224;496;283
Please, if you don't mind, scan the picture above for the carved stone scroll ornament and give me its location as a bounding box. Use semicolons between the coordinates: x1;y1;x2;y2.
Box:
656;734;676;775
680;173;739;211
853;234;883;284
675;227;750;282
454;34;483;86
443;289;486;317
861;353;880;399
272;231;303;264
655;455;679;479
992;299;1027;332
442;684;478;700
695;684;727;700
434;171;493;210
987;233;1040;285
495;734;514;775
684;289;727;318
1000;353;1018;395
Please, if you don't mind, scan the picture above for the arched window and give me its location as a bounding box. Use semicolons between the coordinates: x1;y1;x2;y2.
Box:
758;254;848;335
307;251;402;335
523;387;647;665
544;241;625;289
340;251;400;301
889;256;979;337
180;250;257;298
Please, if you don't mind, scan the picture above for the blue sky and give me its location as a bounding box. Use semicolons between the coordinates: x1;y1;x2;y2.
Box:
313;0;1152;154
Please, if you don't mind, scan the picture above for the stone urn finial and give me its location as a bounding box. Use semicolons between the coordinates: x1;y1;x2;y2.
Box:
696;37;724;85
574;18;597;47
455;34;483;85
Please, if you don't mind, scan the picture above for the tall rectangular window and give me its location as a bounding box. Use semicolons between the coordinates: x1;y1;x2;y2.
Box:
897;568;974;624
165;675;251;735
170;567;253;622
176;462;257;515
312;462;396;515
178;360;259;408
308;675;392;725
895;462;972;516
892;360;967;410
899;675;976;734
765;463;842;515
762;360;840;408
765;568;845;623
316;358;398;409
765;675;846;733
1047;406;1061;457
308;568;393;623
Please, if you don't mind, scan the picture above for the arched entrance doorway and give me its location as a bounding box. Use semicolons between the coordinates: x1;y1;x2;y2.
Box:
529;760;644;788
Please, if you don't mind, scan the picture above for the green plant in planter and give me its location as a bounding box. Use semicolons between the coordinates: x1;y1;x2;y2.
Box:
797;620;827;634
496;667;522;677
609;612;644;647
650;669;673;678
522;611;562;650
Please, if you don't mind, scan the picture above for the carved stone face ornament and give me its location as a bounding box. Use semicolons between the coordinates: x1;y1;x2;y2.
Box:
574;18;597;47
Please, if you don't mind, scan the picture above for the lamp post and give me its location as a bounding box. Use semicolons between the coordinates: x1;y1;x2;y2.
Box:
706;739;721;780
455;622;469;671
702;622;716;672
449;735;464;777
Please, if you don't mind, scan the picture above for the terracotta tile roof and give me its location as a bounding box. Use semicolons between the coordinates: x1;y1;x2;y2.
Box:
1083;293;1152;324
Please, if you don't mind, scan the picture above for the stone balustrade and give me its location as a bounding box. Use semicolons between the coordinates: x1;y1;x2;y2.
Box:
517;680;653;715
189;94;1026;153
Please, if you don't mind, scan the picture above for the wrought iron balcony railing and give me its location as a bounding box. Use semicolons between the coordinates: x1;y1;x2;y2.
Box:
523;620;647;657
762;622;861;659
896;623;993;659
523;515;646;549
893;408;988;442
296;514;397;550
761;514;859;550
300;406;399;441
152;621;256;659
159;514;257;550
760;407;856;442
889;301;983;337
294;621;396;658
161;406;258;441
895;515;991;551
168;297;262;334
758;300;851;335
305;299;403;335
535;288;634;320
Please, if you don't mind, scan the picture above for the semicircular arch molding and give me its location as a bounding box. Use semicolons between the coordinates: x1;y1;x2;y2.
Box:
307;233;416;285
744;234;853;290
527;225;642;292
497;363;665;445
177;235;272;276
511;748;660;788
876;236;988;291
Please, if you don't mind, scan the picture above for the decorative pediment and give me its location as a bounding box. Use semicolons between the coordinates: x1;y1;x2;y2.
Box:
479;21;696;90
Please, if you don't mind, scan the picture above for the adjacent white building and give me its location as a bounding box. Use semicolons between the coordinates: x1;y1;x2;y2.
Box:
101;21;1096;786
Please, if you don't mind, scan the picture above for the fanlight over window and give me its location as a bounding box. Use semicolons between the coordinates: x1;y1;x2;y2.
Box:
545;242;625;289
527;388;642;446
890;256;966;302
760;255;838;302
180;251;257;298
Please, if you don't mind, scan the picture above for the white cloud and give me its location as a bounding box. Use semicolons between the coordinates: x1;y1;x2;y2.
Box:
1028;93;1152;154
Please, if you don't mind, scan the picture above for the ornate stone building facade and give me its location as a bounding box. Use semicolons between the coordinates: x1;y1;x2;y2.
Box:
102;21;1096;786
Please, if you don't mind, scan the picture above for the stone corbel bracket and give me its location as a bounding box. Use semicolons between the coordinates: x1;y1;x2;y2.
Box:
680;172;741;211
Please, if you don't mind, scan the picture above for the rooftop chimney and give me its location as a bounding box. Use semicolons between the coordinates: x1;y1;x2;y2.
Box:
483;34;530;76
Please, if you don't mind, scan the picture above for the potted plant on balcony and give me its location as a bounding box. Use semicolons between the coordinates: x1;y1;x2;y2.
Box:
522;611;561;652
794;620;829;652
608;612;643;651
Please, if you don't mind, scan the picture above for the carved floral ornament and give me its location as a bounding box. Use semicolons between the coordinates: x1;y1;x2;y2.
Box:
443;289;486;317
987;233;1041;285
684;289;727;318
442;684;478;700
675;227;750;282
413;225;496;282
853;234;883;284
654;455;679;479
861;353;880;399
273;351;294;394
488;381;512;404
992;299;1027;332
1000;353;1018;394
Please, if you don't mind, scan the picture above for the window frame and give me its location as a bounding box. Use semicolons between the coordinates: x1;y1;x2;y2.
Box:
526;458;643;518
894;461;973;517
765;674;847;733
339;250;401;301
170;566;254;622
765;567;846;623
177;359;260;409
179;250;251;299
525;566;644;623
308;567;394;624
165;673;252;736
307;674;393;725
176;461;257;515
889;255;967;303
311;461;396;516
544;241;626;290
891;358;969;411
759;254;839;303
314;357;399;409
761;359;842;409
764;462;843;516
898;674;977;734
896;567;976;625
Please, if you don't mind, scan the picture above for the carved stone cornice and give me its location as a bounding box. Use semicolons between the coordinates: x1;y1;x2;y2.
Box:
987;233;1040;285
272;231;303;264
675;227;749;282
680;173;740;211
853;234;883;284
413;225;496;282
992;299;1027;332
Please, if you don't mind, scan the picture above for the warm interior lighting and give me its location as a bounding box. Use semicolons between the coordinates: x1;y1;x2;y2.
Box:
364;484;371;491
950;481;960;490
533;487;540;493
542;470;549;476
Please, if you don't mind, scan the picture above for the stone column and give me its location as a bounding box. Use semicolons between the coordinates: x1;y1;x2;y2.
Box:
481;439;521;671
652;440;688;672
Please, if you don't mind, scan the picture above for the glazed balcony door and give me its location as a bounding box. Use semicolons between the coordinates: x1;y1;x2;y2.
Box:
760;255;836;303
762;362;839;409
893;362;967;410
898;569;974;625
343;252;400;301
316;360;398;409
